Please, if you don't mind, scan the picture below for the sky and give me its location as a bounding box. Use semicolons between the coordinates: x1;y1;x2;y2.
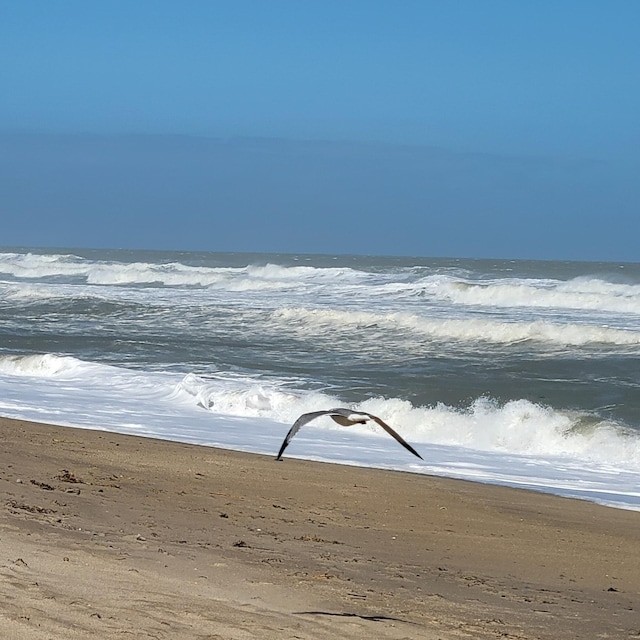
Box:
1;1;639;261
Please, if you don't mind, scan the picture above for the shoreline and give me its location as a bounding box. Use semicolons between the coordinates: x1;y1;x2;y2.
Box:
1;416;639;639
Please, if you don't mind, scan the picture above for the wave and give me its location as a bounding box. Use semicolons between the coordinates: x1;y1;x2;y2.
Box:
272;307;640;347
423;275;640;314
0;353;90;377
0;252;367;291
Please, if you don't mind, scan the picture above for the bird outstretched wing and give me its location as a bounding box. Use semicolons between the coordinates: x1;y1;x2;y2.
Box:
275;408;422;461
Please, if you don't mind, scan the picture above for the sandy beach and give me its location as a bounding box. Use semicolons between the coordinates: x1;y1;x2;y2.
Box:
1;416;638;639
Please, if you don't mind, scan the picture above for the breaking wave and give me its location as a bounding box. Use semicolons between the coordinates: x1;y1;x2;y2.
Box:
0;251;365;291
425;275;640;314
272;307;640;347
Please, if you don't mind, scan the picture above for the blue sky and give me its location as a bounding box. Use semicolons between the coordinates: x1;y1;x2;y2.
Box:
1;1;639;260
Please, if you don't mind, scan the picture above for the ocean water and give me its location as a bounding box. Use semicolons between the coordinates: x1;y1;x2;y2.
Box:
1;247;639;511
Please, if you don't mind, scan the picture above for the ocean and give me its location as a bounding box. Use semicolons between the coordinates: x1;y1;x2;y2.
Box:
1;247;639;510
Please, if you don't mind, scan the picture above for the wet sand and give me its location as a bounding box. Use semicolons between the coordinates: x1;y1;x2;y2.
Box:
1;416;638;639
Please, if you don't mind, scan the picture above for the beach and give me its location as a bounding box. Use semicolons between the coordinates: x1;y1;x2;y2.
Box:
1;417;638;639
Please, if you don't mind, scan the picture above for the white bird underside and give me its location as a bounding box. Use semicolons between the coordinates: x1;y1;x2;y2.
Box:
276;408;423;461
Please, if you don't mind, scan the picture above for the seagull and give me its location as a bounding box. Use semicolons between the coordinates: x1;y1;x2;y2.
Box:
276;408;423;461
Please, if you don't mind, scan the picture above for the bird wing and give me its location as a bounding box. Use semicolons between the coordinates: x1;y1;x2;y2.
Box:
276;409;340;460
363;412;423;460
275;408;423;462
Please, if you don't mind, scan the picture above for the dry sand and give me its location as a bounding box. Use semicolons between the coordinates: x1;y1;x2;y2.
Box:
1;416;638;639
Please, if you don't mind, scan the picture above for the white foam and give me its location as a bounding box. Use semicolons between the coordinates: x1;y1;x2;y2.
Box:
0;354;638;511
0;282;63;302
0;353;87;377
0;252;364;291
0;252;88;279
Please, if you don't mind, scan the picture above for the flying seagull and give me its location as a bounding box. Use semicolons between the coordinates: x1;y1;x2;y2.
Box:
276;408;423;461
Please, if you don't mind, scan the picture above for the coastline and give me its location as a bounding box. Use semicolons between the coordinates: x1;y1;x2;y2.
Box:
1;416;638;639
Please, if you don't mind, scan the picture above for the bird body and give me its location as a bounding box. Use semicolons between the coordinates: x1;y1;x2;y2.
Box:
276;408;423;461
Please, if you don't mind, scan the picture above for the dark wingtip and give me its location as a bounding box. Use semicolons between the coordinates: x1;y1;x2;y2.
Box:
275;441;288;461
408;445;423;461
